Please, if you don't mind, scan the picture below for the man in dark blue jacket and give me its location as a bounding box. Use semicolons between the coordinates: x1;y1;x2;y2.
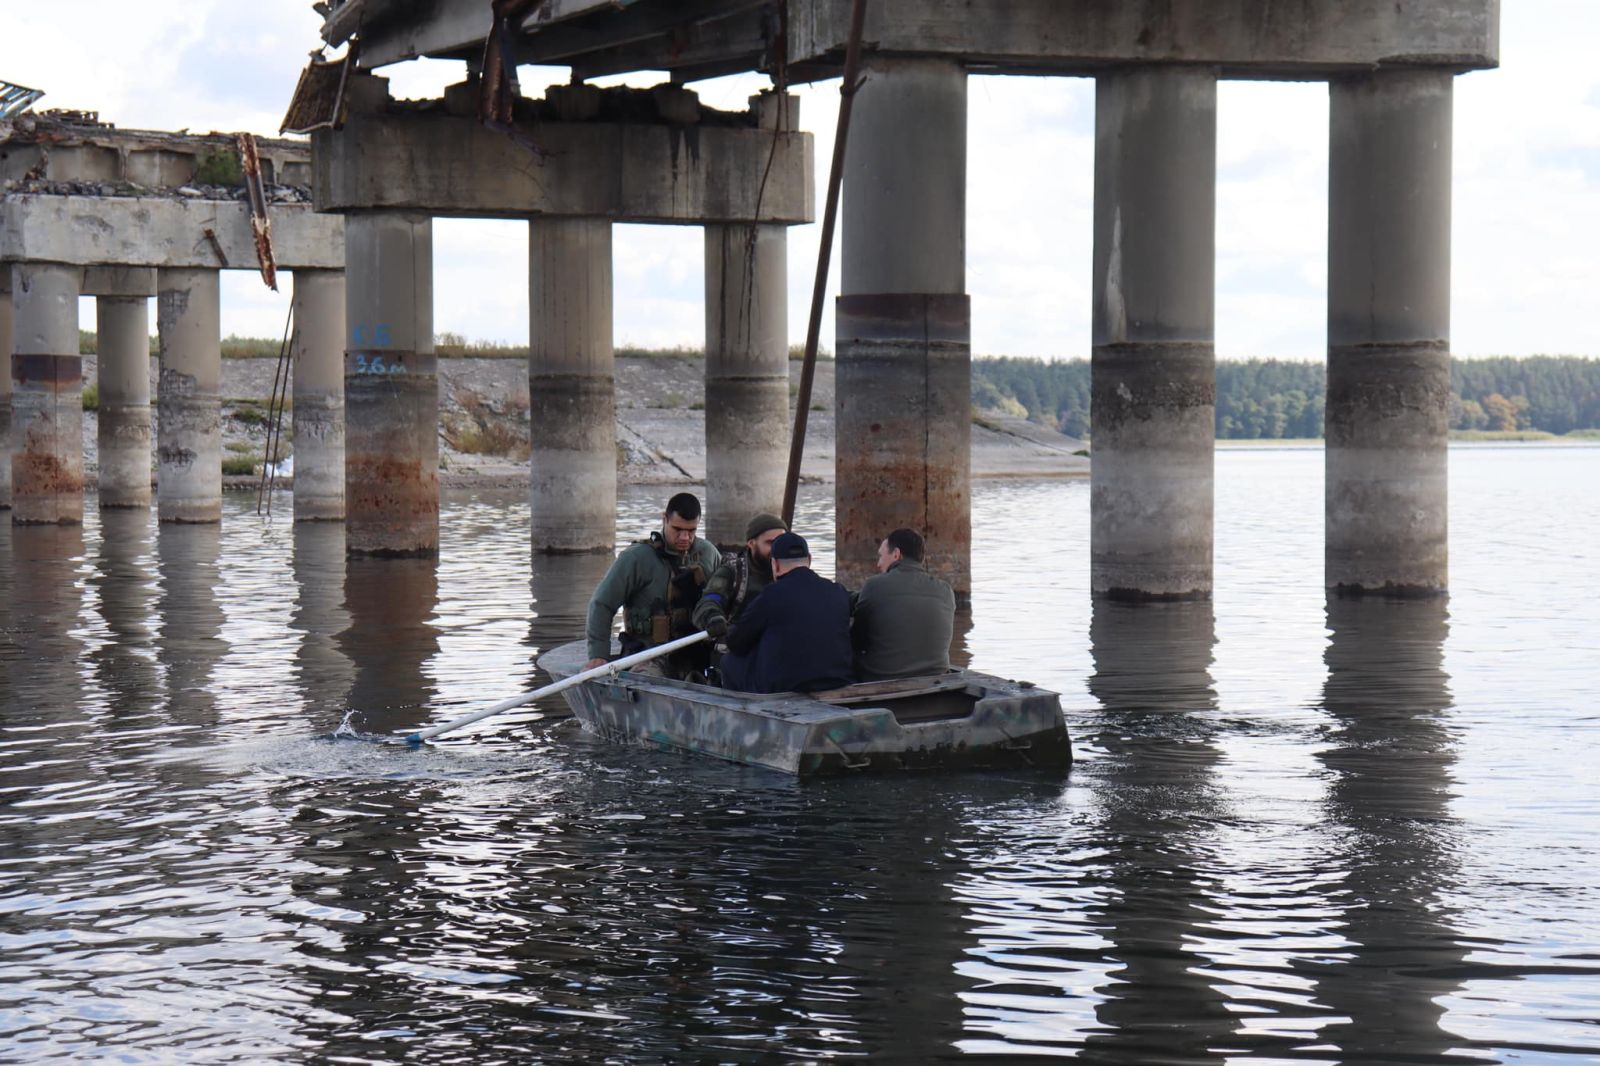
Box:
719;532;855;693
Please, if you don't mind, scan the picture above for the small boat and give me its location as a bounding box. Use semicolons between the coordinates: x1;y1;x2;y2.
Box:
537;640;1073;777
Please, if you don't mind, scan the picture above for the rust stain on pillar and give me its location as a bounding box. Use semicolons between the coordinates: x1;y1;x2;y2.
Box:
11;354;86;523
835;293;970;602
0;286;12;511
345;348;439;555
344;214;437;556
10;263;84;525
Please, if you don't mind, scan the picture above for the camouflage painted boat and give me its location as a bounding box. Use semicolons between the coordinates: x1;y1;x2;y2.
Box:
537;640;1073;777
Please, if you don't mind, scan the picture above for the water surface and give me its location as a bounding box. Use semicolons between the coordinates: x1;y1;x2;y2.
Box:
2;444;1598;1061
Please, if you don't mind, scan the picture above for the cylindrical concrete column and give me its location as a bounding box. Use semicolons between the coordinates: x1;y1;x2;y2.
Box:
705;223;788;547
292;269;347;521
344;212;437;556
96;296;153;508
1327;71;1453;595
10;262;84;524
156;268;222;523
0;284;12;511
529;218;614;553
837;58;971;602
1091;66;1217;601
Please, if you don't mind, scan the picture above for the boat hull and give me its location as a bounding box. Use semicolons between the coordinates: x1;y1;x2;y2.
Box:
538;640;1072;777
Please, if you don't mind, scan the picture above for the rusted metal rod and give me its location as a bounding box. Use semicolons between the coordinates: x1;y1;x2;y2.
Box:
781;0;869;527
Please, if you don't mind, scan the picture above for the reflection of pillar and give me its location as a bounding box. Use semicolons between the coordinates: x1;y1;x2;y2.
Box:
10;263;84;524
528;552;615;706
1085;600;1234;1060
1308;595;1461;1058
156;268;222;523
1091;67;1217;601
8;525;86;712
837;58;970;603
1327;71;1453;595
291;521;355;724
344;212;438;556
704;222;788;548
340;555;439;735
155;523;226;727
0;282;12;510
97;296;153;508
529;218;614;553
292;269;347;521
91;509;159;714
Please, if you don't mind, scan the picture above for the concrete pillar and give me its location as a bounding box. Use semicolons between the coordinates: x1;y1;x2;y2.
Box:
156;268;222;523
529;218;614;553
1327;71;1453;595
704;222;788;547
9;262;84;524
0;283;11;511
1090;66;1217;601
96;296;153;508
344;212;437;556
292;269;347;521
837;57;970;601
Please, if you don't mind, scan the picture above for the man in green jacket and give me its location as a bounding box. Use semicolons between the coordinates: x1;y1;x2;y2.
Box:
850;527;957;680
584;492;723;671
692;512;788;640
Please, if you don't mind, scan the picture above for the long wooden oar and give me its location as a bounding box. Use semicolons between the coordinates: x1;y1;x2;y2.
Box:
391;631;711;746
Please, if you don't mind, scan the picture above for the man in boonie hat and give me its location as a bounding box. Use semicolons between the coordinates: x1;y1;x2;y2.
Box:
693;511;788;642
719;531;855;694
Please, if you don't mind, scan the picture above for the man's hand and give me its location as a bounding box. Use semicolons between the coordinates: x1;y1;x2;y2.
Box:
703;616;729;639
584;657;608;670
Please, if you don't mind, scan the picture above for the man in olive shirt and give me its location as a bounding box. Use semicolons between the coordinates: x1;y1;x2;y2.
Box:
584;492;723;671
850;528;957;680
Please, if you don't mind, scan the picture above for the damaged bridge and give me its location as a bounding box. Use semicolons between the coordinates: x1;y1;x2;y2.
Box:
303;0;1498;598
1;111;346;523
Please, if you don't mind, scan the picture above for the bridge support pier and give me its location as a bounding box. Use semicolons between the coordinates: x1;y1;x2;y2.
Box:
529;218;615;553
344;212;438;556
1090;66;1217;601
705;222;789;548
837;57;971;603
9;263;84;524
292;269;347;521
1327;70;1452;595
0;284;11;510
156;268;222;523
97;294;153;508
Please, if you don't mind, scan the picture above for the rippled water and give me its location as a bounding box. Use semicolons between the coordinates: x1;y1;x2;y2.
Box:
2;444;1598;1062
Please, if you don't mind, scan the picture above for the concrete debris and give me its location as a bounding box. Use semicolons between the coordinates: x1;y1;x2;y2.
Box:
1;178;313;203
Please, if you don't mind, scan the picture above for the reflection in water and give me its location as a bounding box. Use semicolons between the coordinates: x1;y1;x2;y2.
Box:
1306;595;1468;1060
5;525;87;786
156;523;227;731
527;551;612;685
339;555;440;734
2;457;1598;1062
91;510;159;722
1083;600;1235;1061
290;522;354;726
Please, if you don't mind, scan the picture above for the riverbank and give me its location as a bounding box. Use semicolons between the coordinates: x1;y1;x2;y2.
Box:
79;353;1091;488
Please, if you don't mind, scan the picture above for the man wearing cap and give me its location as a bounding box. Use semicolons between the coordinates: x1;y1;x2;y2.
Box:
850;527;957;680
719;532;855;694
693;512;788;641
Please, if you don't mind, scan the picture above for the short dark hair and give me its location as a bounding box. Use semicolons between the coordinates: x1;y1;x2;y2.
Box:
884;528;925;562
665;492;702;522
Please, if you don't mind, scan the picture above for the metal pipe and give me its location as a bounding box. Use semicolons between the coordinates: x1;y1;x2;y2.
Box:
781;0;868;527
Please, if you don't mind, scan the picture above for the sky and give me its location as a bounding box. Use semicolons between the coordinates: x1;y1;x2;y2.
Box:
3;1;1597;361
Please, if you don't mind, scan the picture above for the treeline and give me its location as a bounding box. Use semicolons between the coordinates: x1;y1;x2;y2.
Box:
972;355;1600;439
